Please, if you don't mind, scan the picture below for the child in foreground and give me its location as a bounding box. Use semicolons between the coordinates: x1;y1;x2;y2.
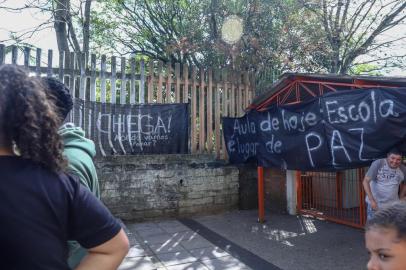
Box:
365;201;406;270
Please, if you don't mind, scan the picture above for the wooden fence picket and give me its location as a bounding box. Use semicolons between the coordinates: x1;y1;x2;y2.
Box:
215;83;221;158
175;63;180;103
183;64;189;103
120;57;126;104
35;48;41;76
47;50;53;77
130;57;136;104
191;67;197;153
157;61;163;103
58;51;64;81
79;52;86;100
111;56;117;103
68;52;75;95
230;76;235;117
165;62;171;103
147;60;154;103
139;59;145;103
207;69;213;152
244;72;250;114
23;47;30;68
222;70;228;160
199;68;205;152
0;44;5;64
90;54;97;102
0;42;255;159
100;54;107;103
11;45;17;64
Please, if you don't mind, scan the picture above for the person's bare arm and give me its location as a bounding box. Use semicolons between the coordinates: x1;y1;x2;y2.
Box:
75;229;129;270
362;176;378;210
400;183;406;200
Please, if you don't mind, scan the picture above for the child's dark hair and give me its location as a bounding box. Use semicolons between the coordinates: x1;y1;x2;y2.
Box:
365;201;406;241
42;77;73;122
0;64;66;172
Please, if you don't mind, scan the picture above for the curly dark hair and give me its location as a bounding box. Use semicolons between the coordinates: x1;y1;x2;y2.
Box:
366;201;406;241
0;64;66;172
42;77;73;122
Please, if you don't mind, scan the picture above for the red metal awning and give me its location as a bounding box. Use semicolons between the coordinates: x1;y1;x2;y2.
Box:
249;73;406;111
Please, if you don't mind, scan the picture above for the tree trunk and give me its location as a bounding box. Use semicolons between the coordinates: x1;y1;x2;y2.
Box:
82;0;92;56
53;0;70;52
330;43;340;73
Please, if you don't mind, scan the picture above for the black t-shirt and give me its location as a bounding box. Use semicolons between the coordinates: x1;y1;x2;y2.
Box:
0;156;121;269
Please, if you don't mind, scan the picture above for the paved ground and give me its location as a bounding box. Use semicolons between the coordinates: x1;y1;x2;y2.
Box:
119;210;368;270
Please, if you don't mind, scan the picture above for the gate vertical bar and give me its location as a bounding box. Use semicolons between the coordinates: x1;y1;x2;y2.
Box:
258;166;265;223
358;168;366;226
296;171;302;212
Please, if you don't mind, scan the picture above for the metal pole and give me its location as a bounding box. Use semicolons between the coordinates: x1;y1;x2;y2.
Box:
258;166;265;223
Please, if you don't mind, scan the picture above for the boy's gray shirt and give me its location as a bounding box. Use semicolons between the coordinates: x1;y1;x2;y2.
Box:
365;158;404;207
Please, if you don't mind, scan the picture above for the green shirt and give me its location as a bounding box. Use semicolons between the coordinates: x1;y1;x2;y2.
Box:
59;123;100;268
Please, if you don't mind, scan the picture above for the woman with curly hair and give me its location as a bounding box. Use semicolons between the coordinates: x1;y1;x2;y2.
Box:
0;64;129;270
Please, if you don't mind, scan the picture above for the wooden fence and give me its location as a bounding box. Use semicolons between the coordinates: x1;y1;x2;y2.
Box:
0;44;254;158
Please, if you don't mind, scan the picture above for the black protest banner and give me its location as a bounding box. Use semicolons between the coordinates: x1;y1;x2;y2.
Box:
70;100;189;156
223;88;406;171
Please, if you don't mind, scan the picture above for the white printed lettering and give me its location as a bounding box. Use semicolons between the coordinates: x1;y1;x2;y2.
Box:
325;101;339;124
305;132;322;167
265;134;282;154
358;101;370;122
331;130;351;165
379;99;398;117
348;128;369;161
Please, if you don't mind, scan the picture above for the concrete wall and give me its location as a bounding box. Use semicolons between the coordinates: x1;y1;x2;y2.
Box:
95;154;239;221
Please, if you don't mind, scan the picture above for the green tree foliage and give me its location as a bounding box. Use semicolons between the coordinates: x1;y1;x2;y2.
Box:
92;0;314;75
349;63;383;76
2;0;406;79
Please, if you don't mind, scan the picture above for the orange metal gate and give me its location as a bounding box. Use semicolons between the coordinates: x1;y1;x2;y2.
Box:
297;169;366;228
